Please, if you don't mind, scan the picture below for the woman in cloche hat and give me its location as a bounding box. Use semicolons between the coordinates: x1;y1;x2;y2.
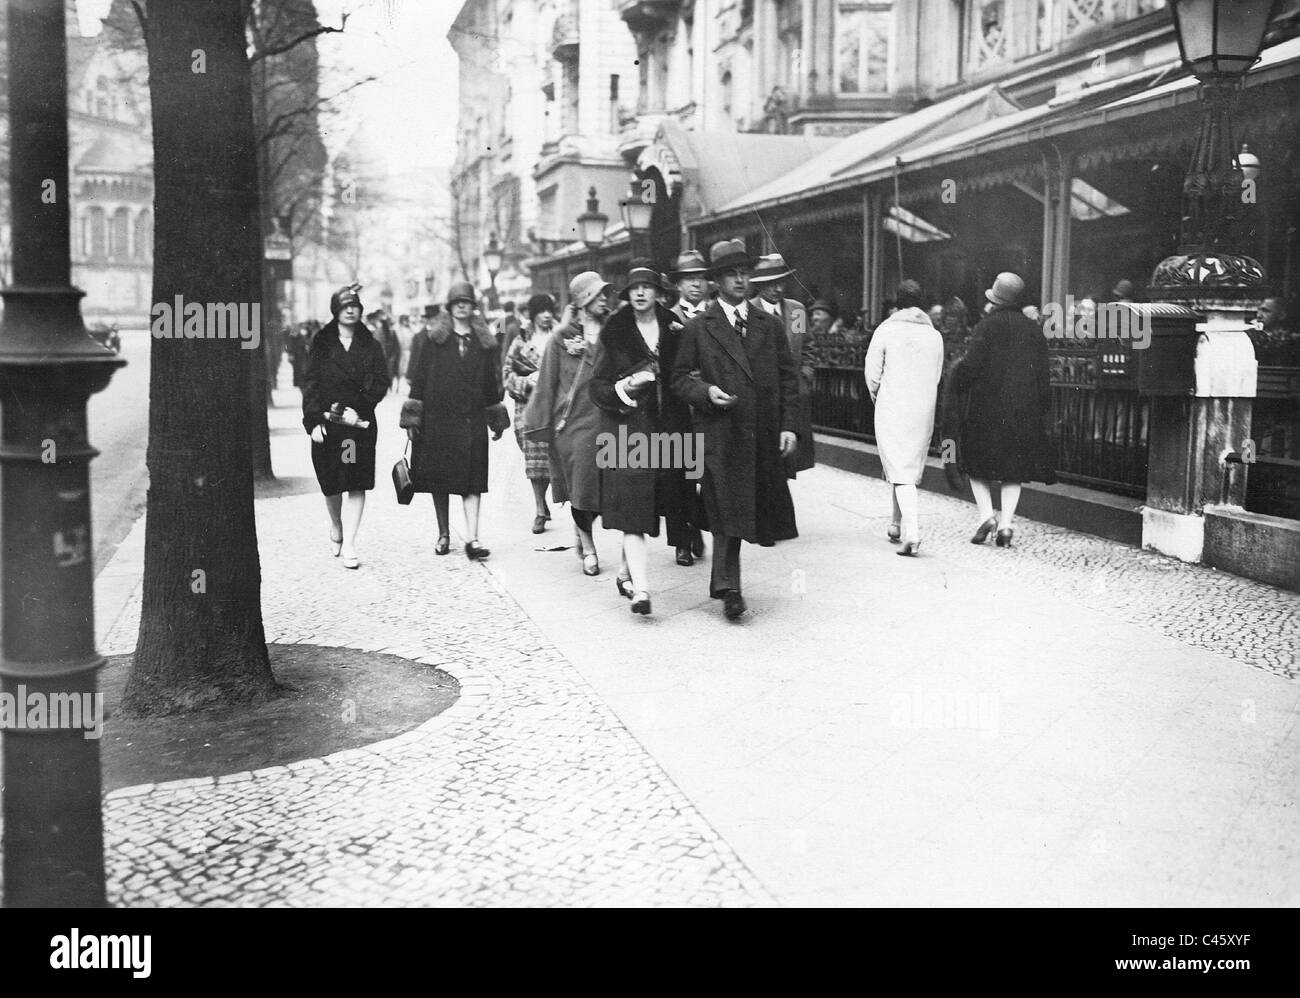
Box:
302;284;391;569
405;281;505;560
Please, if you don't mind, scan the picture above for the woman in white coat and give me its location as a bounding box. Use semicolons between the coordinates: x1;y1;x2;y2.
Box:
865;280;945;555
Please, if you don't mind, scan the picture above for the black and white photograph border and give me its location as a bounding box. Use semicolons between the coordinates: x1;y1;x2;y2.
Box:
0;0;1297;912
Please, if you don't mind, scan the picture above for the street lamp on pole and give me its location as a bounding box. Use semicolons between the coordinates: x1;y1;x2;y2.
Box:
1;0;121;906
483;232;503;310
577;186;608;275
620;181;654;263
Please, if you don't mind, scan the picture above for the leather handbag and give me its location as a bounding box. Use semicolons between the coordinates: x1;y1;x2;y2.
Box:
486;401;510;439
392;440;415;505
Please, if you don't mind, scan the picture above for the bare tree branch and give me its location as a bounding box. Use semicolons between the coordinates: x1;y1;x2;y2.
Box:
250;11;349;63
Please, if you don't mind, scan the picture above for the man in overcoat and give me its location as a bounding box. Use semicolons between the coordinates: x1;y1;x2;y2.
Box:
749;253;816;475
671;239;800;620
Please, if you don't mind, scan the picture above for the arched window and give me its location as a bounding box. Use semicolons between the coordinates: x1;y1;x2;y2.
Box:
87;208;106;259
134;209;152;260
110;207;130;259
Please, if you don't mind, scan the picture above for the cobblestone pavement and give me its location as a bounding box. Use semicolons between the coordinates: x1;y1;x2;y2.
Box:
90;388;771;907
80;374;1298;907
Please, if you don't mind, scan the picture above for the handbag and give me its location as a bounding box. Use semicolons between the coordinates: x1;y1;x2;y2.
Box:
399;398;423;430
486;401;510;439
392;440;415;505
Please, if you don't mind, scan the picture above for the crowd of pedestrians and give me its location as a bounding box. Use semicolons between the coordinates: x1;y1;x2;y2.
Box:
294;239;1070;620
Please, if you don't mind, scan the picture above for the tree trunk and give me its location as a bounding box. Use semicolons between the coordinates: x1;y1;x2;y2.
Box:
124;0;277;715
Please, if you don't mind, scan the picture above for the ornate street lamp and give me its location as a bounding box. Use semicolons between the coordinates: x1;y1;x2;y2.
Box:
620;181;654;262
1;0;122;906
576;186;608;274
483;231;502;310
1151;0;1279;299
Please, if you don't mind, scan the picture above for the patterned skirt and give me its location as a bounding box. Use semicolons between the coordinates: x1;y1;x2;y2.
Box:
514;398;551;480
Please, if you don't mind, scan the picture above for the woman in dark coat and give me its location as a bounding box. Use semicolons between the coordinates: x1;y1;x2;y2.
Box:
521;272;610;577
947;271;1056;548
406;281;504;560
302;285;390;569
590;262;691;616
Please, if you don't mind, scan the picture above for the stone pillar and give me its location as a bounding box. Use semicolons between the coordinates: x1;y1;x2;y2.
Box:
1142;304;1257;562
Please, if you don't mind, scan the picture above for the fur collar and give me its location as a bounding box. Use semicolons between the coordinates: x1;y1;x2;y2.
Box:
427;313;496;350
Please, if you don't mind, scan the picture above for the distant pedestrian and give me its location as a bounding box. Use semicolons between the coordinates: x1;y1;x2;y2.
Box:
671;239;801;621
864;280;944;556
302;285;390;570
505;293;557;533
498;301;521;354
406;281;505;560
590;260;690;616
948;272;1057;548
521;272;610;577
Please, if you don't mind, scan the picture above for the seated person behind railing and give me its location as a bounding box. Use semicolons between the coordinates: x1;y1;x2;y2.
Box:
1252;297;1300;366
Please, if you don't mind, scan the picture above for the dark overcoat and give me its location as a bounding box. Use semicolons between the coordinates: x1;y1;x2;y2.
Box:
520;321;603;512
752;295;815;474
947;304;1057;484
671;302;800;544
406;314;503;495
589;303;692;537
302;319;389;495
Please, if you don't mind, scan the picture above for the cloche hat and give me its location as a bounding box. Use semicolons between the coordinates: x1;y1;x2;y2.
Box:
569;271;611;310
985;272;1026;307
618;260;662;301
330;284;363;316
446;281;477;307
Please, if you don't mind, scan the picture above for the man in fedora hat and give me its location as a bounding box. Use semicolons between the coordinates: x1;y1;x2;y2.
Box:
749;253;815;475
668;249;712;323
672;238;801;621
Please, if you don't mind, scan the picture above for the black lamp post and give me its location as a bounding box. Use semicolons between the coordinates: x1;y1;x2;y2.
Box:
577;186;609;275
483;232;503;310
1;0;121;906
1151;0;1279;300
620;182;654;263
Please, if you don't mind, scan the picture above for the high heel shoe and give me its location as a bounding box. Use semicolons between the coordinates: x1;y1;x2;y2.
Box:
970;516;998;544
886;523;901;544
532;515;547;534
675;546;694;566
995;528;1014;548
434;535;450;556
615;576;634;600
465;541;490;560
582;554;600;576
630;591;651;615
329;528;343;557
341;552;360;569
897;538;921;557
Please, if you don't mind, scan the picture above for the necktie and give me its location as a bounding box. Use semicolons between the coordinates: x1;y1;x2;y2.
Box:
457;333;469;358
734;311;746;337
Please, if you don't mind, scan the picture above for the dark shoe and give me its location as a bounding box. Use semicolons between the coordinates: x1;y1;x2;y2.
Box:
886;523;901;544
971;516;998;544
722;589;746;620
435;535;450;556
630;591;651;615
690;529;705;558
532;515;547;534
615;576;634;600
897;538;921;557
995;528;1014;548
675;546;694;566
465;541;491;560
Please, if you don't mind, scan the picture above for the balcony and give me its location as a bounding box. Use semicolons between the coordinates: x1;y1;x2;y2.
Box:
617;1;681;37
551;13;579;62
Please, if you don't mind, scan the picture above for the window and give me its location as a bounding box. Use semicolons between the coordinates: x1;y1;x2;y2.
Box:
87;208;106;259
968;0;1007;71
836;2;892;94
110;208;130;259
776;0;802;88
135;210;151;260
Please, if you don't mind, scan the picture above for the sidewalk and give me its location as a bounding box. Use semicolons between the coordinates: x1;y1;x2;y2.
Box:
91;377;1299;906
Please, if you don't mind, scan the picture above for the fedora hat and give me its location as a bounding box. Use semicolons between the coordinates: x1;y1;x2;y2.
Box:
618;262;662;301
985;272;1025;307
706;239;758;277
668;250;708;279
569;271;611;310
446;281;477;308
749;253;796;284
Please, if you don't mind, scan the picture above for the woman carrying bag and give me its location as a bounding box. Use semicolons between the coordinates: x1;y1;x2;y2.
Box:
405;281;505;560
303;284;390;569
504;293;557;533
